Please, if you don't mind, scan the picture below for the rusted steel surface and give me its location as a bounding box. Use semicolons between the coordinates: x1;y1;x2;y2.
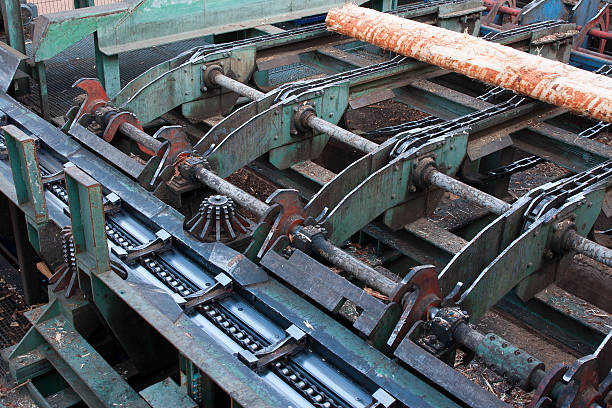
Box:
325;4;612;122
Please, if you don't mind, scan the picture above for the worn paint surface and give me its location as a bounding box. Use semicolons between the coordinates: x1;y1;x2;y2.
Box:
326;4;612;123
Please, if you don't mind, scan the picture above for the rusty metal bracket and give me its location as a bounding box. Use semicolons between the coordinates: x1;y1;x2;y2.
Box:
238;325;306;373
256;189;306;258
528;364;568;408
152;126;192;164
102;111;143;141
72;78;110;123
387;265;442;349
111;229;172;266
183;273;233;314
528;332;612;407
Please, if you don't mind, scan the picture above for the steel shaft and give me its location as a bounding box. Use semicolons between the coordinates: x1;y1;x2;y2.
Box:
564;229;612;267
191;165;270;218
210;71;266;101
306;115;379;153
326;4;612;123
118;122;164;153
310;233;397;295
425;169;511;215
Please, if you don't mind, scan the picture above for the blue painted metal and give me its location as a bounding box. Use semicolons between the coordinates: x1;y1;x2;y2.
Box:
520;0;569;25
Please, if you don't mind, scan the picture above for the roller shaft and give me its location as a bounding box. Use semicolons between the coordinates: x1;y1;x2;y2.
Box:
310;233;397;295
426;169;511;215
306;115;379;153
564;229;612;267
191;165;270;218
210;71;265;101
118;122;164;153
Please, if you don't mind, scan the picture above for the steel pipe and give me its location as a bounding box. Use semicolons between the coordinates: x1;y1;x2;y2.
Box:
210;71;265;101
326;4;612;123
425;169;512;214
310;233;397;295
564;229;612;267
306;115;379;153
118;122;164;153
482;0;522;16
191;165;270;218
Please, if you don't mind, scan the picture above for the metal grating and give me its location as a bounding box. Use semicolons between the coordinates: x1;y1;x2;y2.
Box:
25;35;211;118
0;279;30;349
29;0;122;16
267;63;323;86
335;42;391;64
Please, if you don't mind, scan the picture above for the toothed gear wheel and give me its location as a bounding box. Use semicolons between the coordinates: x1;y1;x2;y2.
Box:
49;226;79;297
184;195;249;242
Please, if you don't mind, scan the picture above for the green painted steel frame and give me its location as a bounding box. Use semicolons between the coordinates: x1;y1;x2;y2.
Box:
0;0;26;55
318;131;468;244
114;46;257;124
441;183;607;321
63;164;110;276
3;125;48;224
106;0;483;123
207;82;349;177
29;0;385;98
6;295;150;407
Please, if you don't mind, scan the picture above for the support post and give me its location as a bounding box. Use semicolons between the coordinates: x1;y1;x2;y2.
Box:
64;163;110;276
35;62;50;120
8;202;41;305
1;0;26;54
94;34;120;98
3;125;49;224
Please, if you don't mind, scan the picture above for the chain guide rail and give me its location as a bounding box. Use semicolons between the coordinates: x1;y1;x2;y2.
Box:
523;159;612;229
24;148;386;408
192;19;551;183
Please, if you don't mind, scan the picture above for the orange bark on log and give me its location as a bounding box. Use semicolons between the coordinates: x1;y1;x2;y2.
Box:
325;4;612;123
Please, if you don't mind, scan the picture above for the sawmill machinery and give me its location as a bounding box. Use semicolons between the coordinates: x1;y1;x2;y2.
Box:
480;0;612;69
0;1;611;407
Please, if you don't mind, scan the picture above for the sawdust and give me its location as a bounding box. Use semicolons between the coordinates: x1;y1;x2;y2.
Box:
454;350;532;408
